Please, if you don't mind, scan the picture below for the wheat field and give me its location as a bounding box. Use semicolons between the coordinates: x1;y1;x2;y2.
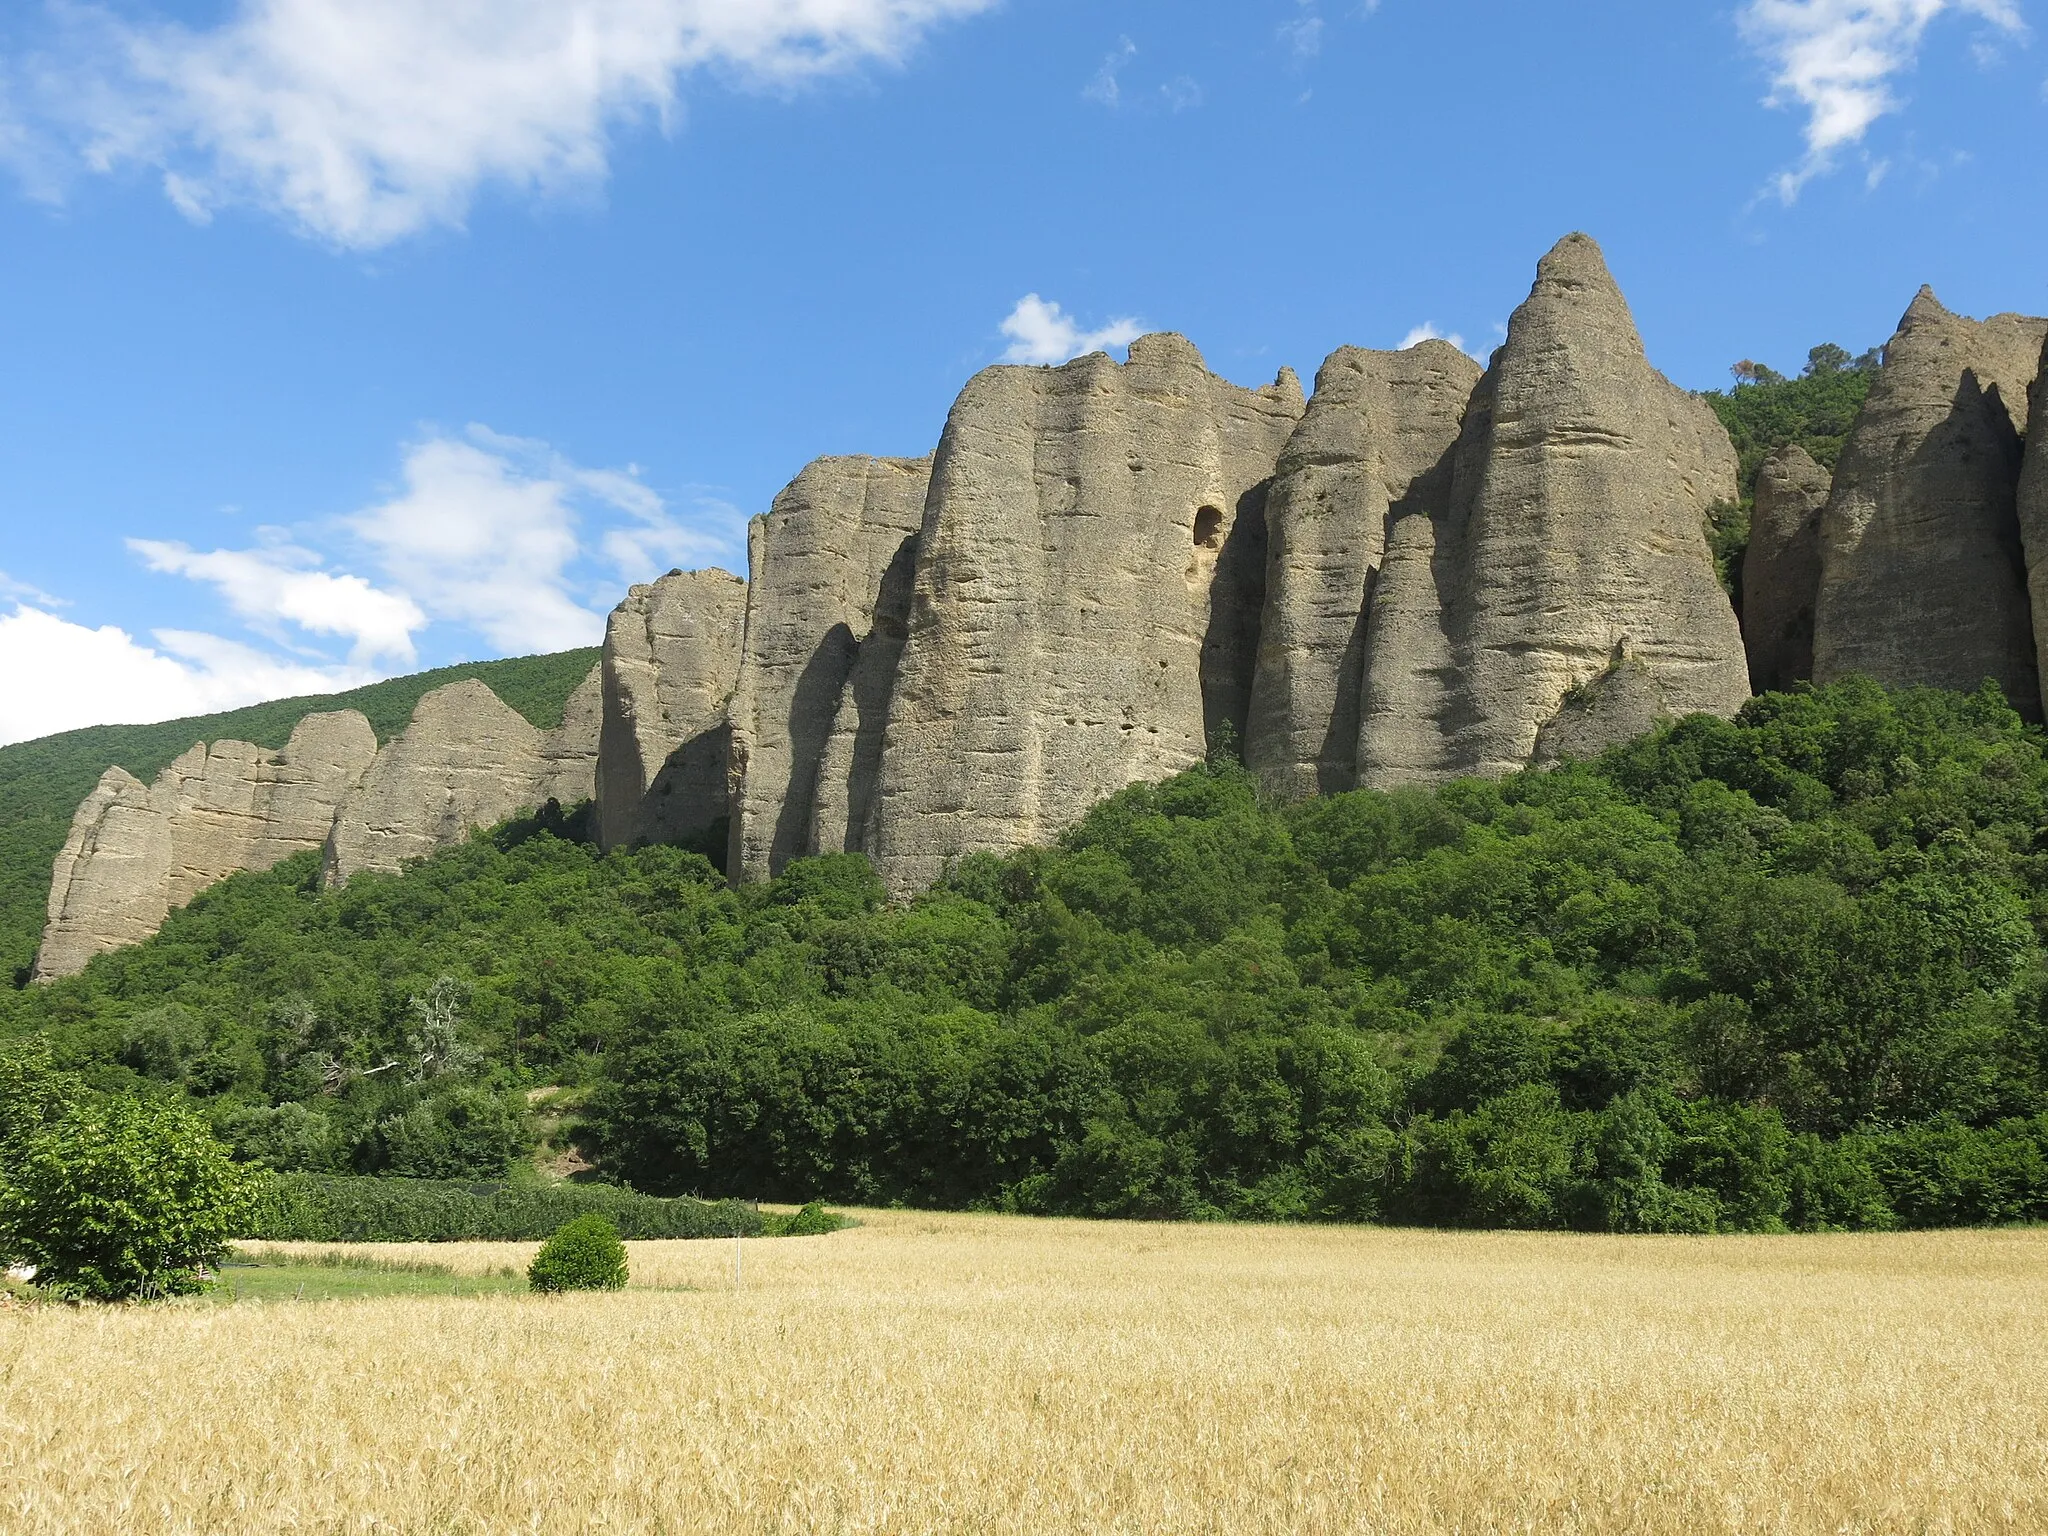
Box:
2;1212;2045;1533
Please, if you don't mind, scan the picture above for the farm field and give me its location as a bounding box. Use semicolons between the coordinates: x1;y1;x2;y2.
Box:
3;1213;2046;1534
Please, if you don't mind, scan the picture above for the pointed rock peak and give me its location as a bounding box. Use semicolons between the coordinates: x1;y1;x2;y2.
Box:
1124;332;1208;374
1901;284;1951;327
1267;365;1305;405
1532;232;1620;296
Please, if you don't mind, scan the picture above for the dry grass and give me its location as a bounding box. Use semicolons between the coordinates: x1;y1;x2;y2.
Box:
4;1212;2046;1533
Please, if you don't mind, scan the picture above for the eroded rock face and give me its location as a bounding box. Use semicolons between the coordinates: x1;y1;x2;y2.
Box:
1812;290;2048;717
536;664;604;808
323;682;545;884
1742;445;1833;693
727;455;931;880
33;711;377;981
868;335;1305;893
1355;233;1749;783
595;569;748;850
2003;332;2048;719
1245;341;1482;797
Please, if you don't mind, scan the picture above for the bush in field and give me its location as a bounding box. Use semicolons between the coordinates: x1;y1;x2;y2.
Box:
0;1093;255;1299
528;1213;628;1293
780;1201;843;1236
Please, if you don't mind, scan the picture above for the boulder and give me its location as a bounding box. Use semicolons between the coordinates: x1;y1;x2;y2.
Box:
1811;289;2048;717
1244;340;1482;797
1742;444;1833;692
1355;233;1749;784
868;335;1304;893
595;569;747;851
727;455;931;880
323;682;545;884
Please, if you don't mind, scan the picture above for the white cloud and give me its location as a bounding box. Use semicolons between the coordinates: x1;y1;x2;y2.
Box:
19;0;995;247
1000;295;1144;365
127;537;424;664
1280;13;1325;61
0;568;67;608
0;603;370;746
1739;0;2027;201
1083;36;1137;106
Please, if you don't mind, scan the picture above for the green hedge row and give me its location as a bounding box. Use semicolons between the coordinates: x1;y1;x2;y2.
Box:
243;1174;764;1242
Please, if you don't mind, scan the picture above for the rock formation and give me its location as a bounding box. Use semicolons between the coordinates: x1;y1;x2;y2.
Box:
595;568;747;850
2004;331;2048;718
1354;233;1749;784
1245;341;1483;797
1811;289;2048;717
323;681;543;884
34;711;378;980
865;334;1305;893
536;664;605;807
1742;444;1833;692
726;455;931;881
54;231;2048;961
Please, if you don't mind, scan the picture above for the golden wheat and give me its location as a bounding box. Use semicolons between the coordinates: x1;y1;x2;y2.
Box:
2;1213;2044;1533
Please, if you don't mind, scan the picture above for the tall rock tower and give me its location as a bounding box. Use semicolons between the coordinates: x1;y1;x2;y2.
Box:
867;335;1305;894
1812;290;2047;718
1355;233;1749;784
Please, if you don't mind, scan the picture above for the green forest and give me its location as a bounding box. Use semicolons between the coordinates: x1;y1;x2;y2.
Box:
7;677;2048;1233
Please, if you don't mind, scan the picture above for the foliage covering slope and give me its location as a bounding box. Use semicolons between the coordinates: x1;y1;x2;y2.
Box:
7;678;2048;1231
0;648;600;984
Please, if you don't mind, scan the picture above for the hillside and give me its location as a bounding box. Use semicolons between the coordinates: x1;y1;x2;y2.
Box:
8;678;2048;1231
0;649;599;983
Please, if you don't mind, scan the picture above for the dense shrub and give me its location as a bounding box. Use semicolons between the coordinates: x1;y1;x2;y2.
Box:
0;1092;255;1299
528;1214;629;1293
778;1201;844;1236
244;1174;762;1242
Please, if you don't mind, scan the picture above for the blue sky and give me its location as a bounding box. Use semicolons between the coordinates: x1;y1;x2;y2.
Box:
1;0;2044;744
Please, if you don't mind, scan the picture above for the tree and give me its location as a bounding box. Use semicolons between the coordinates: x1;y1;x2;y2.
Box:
0;1094;256;1299
528;1213;629;1292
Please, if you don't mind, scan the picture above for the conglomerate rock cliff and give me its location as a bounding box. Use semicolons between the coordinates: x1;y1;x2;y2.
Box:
34;711;378;980
1811;289;2048;718
595;568;747;851
1742;444;1834;693
1245;341;1483;798
49;232;2048;976
1354;233;1749;786
726;455;931;881
864;333;1306;894
2010;331;2048;711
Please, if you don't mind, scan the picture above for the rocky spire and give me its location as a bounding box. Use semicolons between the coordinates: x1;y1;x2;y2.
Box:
867;334;1304;894
1810;288;2047;717
1355;233;1749;784
1742;444;1833;693
1244;340;1481;798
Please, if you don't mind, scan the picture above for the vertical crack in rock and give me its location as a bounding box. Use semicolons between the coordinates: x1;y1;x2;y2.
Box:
1742;444;1833;693
1356;233;1749;785
1246;340;1482;797
868;334;1305;895
595;568;747;852
1812;289;2048;718
726;455;932;881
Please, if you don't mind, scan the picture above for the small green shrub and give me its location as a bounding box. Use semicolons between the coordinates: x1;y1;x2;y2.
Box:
528;1214;628;1293
0;1093;256;1300
779;1201;843;1236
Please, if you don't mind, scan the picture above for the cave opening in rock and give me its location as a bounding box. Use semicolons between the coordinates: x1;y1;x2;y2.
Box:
1194;506;1223;549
